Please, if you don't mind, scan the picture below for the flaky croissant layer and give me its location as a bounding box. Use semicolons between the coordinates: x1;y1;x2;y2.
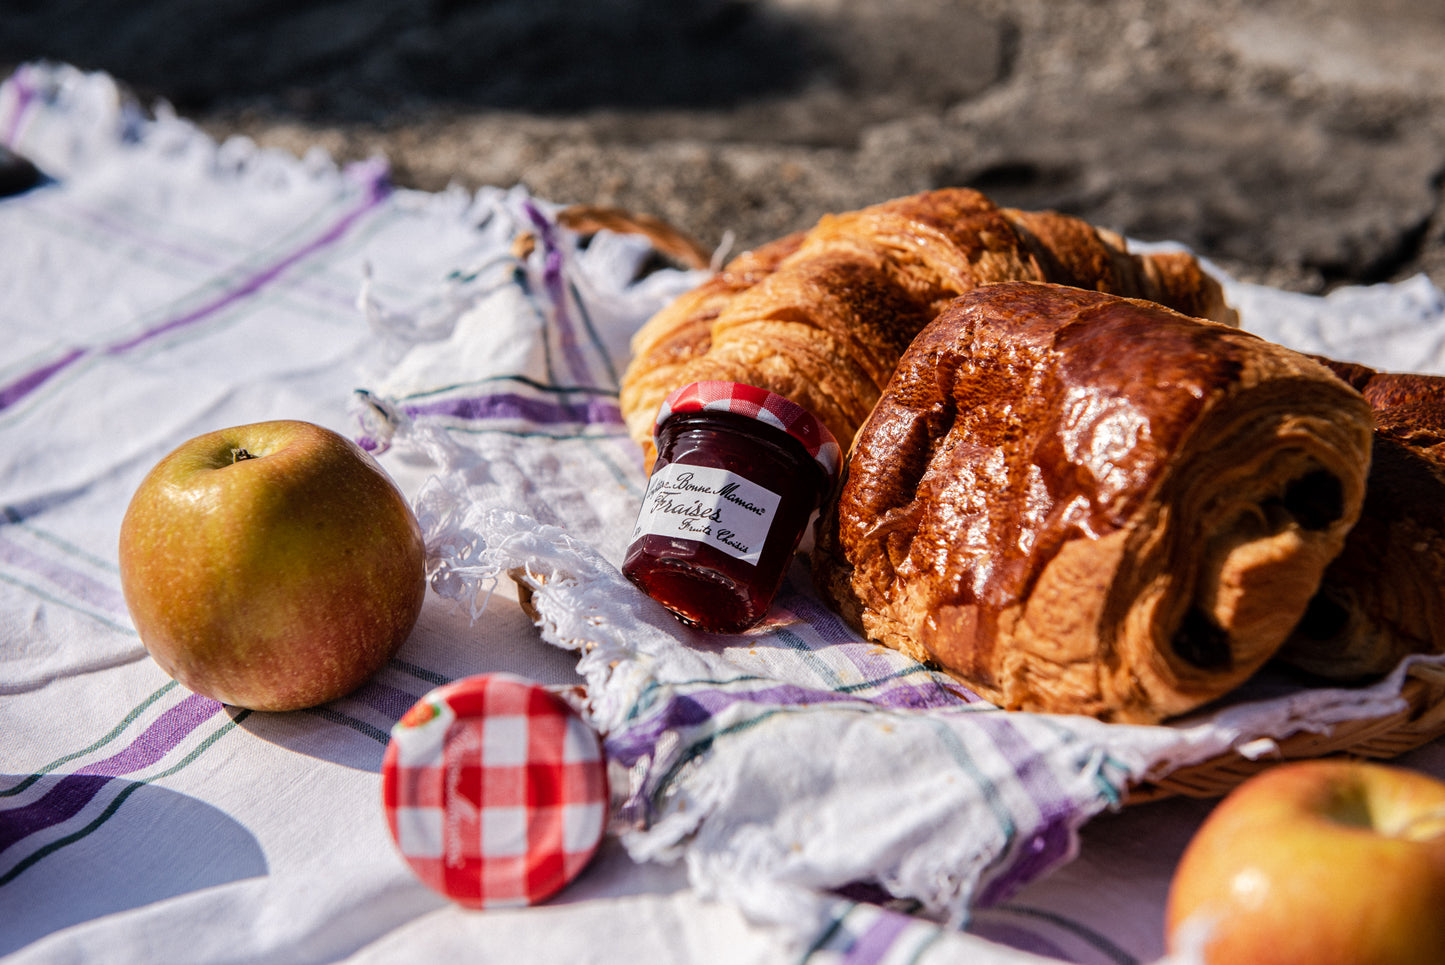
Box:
813;283;1374;724
1277;361;1445;680
619;187;1237;468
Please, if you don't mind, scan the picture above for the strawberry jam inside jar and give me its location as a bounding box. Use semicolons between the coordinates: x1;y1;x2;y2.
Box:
623;382;841;634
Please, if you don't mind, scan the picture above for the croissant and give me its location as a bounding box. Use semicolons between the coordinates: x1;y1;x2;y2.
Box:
1275;360;1445;679
619;188;1238;467
812;282;1374;724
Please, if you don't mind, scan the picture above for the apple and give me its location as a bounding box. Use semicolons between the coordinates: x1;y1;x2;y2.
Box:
1165;759;1445;965
118;420;427;712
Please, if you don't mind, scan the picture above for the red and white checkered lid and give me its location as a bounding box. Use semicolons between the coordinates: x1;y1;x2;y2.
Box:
381;673;608;909
655;381;841;480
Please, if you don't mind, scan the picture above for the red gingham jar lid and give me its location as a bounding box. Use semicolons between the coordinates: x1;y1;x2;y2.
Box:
381;673;608;909
655;381;841;481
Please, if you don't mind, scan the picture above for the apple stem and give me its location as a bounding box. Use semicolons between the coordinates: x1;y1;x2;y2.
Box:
231;448;257;463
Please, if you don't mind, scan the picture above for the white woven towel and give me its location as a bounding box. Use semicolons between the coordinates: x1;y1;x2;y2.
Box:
4;60;1445;965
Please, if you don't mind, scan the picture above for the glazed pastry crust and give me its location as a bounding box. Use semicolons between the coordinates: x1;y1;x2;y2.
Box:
812;282;1374;723
619;188;1238;467
1277;360;1445;679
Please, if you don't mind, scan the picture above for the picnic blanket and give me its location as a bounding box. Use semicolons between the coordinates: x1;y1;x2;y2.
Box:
3;61;1445;965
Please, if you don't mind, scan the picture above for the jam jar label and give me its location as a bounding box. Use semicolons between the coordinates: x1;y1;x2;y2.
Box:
631;463;782;564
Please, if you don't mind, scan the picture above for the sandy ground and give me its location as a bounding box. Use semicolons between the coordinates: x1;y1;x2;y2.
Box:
4;0;1445;293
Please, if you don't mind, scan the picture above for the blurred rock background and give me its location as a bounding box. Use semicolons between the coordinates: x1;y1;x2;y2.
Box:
4;0;1444;293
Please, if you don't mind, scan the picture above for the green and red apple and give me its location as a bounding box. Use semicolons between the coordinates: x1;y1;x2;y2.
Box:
119;420;427;712
1165;759;1445;965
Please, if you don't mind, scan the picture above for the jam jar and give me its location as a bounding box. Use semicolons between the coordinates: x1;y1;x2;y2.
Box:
623;381;841;634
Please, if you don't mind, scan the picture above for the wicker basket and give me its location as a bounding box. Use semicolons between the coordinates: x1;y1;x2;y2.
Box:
527;205;713;271
1126;660;1445;804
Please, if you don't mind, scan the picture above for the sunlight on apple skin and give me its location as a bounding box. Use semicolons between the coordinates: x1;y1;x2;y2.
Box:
1165;759;1445;965
118;420;427;712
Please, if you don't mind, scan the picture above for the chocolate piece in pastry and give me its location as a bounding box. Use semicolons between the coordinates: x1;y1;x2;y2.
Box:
813;282;1374;724
619;188;1238;468
1276;361;1445;679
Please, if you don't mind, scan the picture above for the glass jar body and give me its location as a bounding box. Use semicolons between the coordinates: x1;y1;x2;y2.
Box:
623;410;827;633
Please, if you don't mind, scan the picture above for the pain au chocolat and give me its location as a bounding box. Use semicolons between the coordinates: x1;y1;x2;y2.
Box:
812;282;1374;724
619;188;1237;468
1276;360;1445;680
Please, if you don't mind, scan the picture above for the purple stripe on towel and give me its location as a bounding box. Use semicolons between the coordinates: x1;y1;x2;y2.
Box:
971;716;1086;906
0;532;128;615
404;391;622;427
977;810;1076;908
605;681;943;766
606;681;1100;904
0;347;87;411
50;198;361;313
523;200;595;388
840;909;912;964
0;173;390;414
678;678;949;718
339;679;425;722
74;693;222;777
1;64;38;147
103;174;389;356
0;774;110;854
776;592;870;647
0;693;220;854
776;596;970;708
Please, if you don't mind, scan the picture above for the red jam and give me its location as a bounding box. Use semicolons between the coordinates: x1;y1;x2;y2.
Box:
623;382;840;634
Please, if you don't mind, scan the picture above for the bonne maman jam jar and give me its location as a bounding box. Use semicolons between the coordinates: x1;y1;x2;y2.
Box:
623;381;841;634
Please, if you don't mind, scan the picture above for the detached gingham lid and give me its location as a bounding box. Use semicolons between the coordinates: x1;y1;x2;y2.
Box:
381;673;608;909
656;381;842;480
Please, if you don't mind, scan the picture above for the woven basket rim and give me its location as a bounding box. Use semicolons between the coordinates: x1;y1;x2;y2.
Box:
1125;659;1445;804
